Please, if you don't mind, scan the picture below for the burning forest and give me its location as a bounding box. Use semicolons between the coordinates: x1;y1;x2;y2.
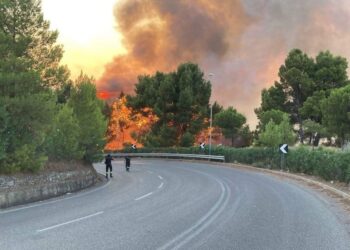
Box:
105;95;158;150
97;0;350;127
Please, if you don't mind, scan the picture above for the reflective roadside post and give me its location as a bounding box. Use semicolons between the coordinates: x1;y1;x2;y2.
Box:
279;144;288;170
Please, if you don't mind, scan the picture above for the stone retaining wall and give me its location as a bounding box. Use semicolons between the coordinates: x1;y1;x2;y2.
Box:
0;167;99;209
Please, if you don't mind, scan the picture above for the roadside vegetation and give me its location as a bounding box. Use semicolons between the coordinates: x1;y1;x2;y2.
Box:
0;0;107;173
116;146;350;184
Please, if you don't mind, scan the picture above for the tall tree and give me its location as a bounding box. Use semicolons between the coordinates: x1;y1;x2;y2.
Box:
256;49;349;145
69;74;107;162
321;85;350;147
299;90;326;123
0;0;67;89
278;49;315;142
314;51;348;91
0;0;60;172
214;107;246;146
45;104;83;160
128;63;211;147
255;82;286;116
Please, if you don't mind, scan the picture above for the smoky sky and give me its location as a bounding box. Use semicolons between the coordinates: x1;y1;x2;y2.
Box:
97;0;350;126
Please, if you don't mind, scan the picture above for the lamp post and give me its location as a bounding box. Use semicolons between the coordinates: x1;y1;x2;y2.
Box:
208;73;214;157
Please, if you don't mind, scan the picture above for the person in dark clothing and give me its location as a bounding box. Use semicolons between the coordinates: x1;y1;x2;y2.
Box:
105;154;113;178
125;157;131;172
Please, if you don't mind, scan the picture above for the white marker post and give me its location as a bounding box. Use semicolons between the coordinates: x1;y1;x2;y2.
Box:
279;144;288;170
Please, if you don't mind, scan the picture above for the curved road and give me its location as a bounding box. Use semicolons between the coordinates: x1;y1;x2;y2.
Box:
0;159;350;249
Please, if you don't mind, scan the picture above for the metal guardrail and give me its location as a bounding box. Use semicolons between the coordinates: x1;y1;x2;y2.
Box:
108;153;225;162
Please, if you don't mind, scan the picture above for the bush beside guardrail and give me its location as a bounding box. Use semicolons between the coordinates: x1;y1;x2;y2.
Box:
108;146;350;184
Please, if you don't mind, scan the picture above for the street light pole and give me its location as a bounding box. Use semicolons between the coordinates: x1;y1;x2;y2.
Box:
209;103;212;157
208;73;214;158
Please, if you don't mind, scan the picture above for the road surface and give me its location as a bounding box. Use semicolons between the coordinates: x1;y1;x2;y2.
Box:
1;159;349;250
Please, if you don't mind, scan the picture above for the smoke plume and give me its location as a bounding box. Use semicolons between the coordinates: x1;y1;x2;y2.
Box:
97;0;350;126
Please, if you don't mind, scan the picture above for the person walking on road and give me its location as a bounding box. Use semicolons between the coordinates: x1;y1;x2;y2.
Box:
105;154;113;179
125;156;131;172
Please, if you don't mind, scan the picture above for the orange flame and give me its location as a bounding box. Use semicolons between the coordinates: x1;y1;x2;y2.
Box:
105;96;158;150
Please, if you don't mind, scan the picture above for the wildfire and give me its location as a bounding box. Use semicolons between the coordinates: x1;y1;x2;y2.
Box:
97;91;112;100
103;96;226;149
105;96;158;150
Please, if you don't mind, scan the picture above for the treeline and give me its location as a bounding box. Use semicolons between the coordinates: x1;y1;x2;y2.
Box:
125;48;350;149
121;63;251;148
255;49;350;147
0;0;107;173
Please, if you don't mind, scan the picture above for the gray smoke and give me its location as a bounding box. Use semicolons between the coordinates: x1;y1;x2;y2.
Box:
98;0;350;126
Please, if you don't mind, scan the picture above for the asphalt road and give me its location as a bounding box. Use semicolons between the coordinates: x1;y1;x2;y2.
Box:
1;159;350;250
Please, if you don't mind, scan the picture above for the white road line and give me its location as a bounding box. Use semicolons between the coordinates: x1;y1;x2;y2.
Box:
158;175;163;180
157;181;226;250
158;182;164;189
37;211;104;233
157;168;232;250
172;182;233;250
135;192;153;201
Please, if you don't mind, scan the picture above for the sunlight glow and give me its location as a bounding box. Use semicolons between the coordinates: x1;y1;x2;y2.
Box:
41;0;125;78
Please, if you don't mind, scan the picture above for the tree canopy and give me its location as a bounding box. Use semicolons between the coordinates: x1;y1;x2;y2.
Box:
214;107;246;146
321;85;350;146
256;48;349;146
128;62;211;147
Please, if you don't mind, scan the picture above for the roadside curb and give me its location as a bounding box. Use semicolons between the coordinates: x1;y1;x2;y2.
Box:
225;162;350;201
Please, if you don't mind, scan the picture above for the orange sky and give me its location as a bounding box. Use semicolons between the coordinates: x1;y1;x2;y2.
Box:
41;0;125;79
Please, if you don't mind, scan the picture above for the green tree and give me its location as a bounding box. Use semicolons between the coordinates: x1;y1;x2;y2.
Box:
299;90;326;123
258;115;296;147
0;0;70;173
210;101;223;117
257;109;287;131
303;119;328;146
0;0;67;89
321;85;350;147
236;125;253;147
214;107;246;146
1;93;56;173
278;49;315;143
46;104;83;160
314;51;348;91
255;82;286;115
256;49;349;144
180;132;195;147
69;75;107;162
129;63;211;147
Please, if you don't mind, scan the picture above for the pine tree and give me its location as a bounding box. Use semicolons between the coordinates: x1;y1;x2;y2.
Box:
0;0;67;89
69;74;107;162
128;63;211;146
0;0;59;172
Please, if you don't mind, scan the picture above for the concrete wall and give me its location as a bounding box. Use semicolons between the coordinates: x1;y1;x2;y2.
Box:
0;167;99;209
